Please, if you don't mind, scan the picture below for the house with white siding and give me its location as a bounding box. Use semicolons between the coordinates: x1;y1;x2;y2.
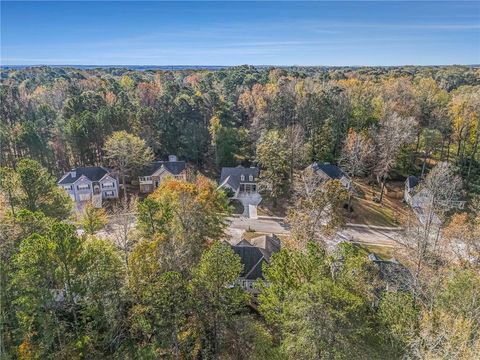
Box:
58;167;118;208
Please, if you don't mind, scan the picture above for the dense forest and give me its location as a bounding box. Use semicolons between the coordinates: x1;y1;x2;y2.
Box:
1;65;480;359
1;65;480;184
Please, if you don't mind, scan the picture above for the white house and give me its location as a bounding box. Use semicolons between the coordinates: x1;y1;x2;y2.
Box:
219;166;262;218
219;166;260;199
58;167;118;208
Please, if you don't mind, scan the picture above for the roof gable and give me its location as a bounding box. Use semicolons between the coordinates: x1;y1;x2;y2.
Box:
406;175;419;189
232;245;265;280
58;167;110;185
249;234;281;261
141;160;186;176
219;166;260;191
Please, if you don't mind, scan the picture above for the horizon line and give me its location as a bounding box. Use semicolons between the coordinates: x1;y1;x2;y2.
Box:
2;63;479;68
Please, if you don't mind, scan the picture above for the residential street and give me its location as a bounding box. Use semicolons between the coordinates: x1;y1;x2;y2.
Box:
226;216;401;247
339;224;401;247
227;217;289;234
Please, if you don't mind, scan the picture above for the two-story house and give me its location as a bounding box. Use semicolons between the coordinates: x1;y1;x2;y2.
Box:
219;166;261;199
219;166;262;218
138;155;187;194
58;167;118;207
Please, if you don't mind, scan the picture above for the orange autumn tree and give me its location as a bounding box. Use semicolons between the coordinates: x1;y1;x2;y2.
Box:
136;176;231;271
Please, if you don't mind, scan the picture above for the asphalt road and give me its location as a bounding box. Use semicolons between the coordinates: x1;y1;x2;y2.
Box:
94;215;401;248
226;216;401;247
227;217;289;234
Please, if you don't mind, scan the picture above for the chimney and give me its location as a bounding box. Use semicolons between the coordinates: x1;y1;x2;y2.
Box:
168;155;177;162
71;170;76;178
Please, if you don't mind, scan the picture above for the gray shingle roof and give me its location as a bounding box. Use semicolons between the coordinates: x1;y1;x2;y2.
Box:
311;162;348;180
219;166;259;191
249;234;281;262
406;175;419;189
58;167;111;185
141;161;186;176
232;234;281;280
232;243;266;280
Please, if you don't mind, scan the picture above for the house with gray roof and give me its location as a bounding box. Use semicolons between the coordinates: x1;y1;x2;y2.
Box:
310;162;352;189
231;234;280;293
58;166;118;207
219;166;260;197
219;165;262;218
138;155;186;193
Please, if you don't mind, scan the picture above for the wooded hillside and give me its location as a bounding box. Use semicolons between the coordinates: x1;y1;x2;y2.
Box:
2;65;479;191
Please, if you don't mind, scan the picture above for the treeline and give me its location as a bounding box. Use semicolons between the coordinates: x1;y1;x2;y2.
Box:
1;159;479;358
1;65;479;191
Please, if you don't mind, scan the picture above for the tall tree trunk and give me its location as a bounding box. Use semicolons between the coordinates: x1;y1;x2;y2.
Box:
467;128;480;182
415;132;421;153
122;173;127;199
439;137;445;161
446;137;451;162
213;311;219;360
456;136;462;159
290;142;294;184
460;139;467;167
6;188;16;220
421;151;428;177
172;322;180;360
379;176;386;203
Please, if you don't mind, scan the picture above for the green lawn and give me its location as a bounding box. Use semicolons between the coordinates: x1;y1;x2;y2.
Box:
345;180;409;227
346;197;399;227
355;243;396;260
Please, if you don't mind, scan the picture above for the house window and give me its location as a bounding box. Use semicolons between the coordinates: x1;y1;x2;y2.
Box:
104;191;115;197
140;176;152;182
249;175;253;181
63;185;73;191
79;193;91;201
77;184;90;190
240;175;245;181
102;182;114;189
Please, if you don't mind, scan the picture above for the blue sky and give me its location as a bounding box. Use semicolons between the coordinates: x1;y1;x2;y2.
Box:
1;1;479;66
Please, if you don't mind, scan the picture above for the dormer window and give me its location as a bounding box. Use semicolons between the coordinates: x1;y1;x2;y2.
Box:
240;175;245;181
249;175;253;181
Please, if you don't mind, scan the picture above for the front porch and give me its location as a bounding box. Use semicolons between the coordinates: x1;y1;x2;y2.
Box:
238;183;258;197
